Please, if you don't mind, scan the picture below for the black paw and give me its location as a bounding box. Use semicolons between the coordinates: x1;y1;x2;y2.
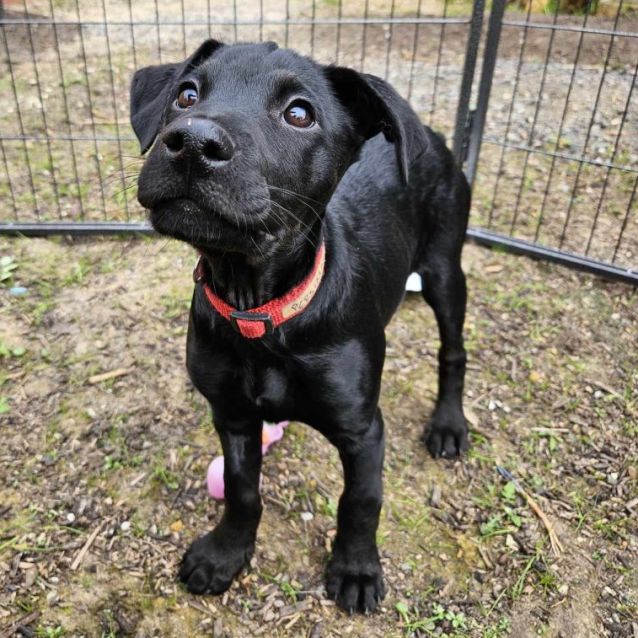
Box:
178;531;253;595
424;406;469;459
326;548;385;614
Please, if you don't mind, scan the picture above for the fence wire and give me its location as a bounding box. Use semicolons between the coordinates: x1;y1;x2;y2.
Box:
0;0;473;222
469;0;638;281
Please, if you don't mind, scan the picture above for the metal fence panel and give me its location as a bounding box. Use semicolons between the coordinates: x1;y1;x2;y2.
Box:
467;0;638;284
0;0;476;225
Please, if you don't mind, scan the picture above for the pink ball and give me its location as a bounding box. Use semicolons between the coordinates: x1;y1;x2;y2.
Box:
261;420;290;454
207;455;264;501
207;456;225;500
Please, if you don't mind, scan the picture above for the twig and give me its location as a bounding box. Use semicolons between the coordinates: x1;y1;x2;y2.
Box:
477;544;493;569
0;610;39;638
70;522;103;571
187;600;216;617
496;466;564;557
87;367;135;384
129;472;147;487
530;427;569;434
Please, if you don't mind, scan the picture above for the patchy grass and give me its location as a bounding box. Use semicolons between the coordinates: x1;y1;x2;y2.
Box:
0;236;636;637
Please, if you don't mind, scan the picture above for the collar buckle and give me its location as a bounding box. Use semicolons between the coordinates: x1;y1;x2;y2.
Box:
229;310;274;337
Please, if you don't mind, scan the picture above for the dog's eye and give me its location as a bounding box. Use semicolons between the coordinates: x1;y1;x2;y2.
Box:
283;101;315;128
176;84;198;109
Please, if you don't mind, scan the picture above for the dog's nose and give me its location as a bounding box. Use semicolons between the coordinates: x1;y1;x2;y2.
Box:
161;118;234;164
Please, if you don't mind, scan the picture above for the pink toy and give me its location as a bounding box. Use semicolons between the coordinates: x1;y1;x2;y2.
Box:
207;421;289;500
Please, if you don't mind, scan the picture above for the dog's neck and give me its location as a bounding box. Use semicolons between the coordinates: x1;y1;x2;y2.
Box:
198;223;323;310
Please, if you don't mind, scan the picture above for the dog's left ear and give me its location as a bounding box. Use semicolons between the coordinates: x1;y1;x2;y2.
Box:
130;39;224;153
325;66;409;185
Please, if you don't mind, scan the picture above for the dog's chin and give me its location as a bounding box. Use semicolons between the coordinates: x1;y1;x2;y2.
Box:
148;198;274;255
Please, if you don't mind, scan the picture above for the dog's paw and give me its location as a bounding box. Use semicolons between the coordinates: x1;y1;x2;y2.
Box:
326;548;385;614
423;406;469;459
178;531;252;595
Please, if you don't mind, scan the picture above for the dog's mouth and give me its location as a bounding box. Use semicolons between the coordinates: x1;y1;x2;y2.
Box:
148;198;279;254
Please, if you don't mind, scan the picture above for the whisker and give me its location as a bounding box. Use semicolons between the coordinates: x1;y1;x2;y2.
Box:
268;185;324;206
255;196;317;239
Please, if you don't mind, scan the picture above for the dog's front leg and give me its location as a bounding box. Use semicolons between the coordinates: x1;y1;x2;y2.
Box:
179;412;263;595
326;408;385;614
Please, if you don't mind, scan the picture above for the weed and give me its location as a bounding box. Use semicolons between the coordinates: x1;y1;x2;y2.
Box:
102;455;124;472
0;255;18;284
279;580;301;603
482;617;511;637
0;340;27;359
316;495;338;518
152;465;179;491
395;601;470;637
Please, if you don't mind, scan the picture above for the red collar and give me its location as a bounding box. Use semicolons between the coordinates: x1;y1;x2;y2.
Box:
193;242;326;339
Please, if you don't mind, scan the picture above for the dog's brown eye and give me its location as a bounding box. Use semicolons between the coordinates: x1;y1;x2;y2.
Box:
177;85;198;109
284;101;315;128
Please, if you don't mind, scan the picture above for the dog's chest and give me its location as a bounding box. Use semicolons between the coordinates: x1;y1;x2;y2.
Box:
239;361;291;415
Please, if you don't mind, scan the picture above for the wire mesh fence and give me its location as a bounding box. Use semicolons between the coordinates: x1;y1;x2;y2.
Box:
468;0;638;281
0;0;476;223
0;0;637;283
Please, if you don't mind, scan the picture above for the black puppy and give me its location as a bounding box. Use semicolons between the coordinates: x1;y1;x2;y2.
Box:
130;40;470;614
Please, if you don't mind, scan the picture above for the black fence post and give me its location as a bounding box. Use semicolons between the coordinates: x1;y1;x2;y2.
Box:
464;0;506;187
452;0;485;164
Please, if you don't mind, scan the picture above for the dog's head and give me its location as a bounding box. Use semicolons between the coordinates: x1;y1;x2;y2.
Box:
131;40;408;257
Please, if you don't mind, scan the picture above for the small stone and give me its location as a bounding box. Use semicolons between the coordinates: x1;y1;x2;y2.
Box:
170;520;184;533
607;472;619;485
300;511;313;522
66;512;76;523
627;466;637;480
24;567;37;588
529;370;543;384
120;521;131;532
558;584;569;596
430;485;442;508
505;534;519;552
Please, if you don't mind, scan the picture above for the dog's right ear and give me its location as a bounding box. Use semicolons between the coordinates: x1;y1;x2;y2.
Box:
130;39;223;154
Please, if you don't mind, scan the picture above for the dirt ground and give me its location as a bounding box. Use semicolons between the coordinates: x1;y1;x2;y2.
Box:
0;236;636;637
1;0;637;271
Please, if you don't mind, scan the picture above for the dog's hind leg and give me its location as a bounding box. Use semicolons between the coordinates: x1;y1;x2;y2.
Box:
418;180;470;458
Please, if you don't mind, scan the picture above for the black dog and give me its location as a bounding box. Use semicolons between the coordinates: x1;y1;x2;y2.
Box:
130;40;470;614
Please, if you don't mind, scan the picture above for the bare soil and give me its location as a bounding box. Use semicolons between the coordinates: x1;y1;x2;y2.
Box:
1;0;637;271
0;236;636;637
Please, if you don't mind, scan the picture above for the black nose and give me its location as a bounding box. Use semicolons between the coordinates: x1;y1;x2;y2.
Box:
161;118;234;164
